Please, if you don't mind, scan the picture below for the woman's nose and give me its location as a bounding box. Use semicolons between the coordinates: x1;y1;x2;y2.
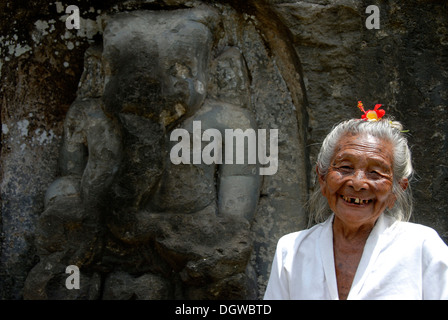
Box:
349;170;369;191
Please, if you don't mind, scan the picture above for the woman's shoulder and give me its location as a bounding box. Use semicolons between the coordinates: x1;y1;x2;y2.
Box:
276;219;330;252
388;216;448;253
392;218;443;240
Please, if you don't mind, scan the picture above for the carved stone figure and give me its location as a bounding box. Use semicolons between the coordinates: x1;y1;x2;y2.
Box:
24;6;261;299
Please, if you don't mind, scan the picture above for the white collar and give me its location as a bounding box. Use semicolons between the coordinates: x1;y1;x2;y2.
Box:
318;213;396;300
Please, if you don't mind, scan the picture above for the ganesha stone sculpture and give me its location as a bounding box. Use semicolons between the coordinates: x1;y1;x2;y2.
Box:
25;6;262;300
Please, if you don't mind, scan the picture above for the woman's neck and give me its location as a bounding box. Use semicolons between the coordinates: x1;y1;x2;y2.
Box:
332;215;379;299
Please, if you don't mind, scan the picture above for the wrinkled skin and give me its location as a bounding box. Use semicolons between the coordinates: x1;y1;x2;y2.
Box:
319;134;397;231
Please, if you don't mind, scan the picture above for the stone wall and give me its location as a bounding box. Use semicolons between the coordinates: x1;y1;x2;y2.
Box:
1;0;447;299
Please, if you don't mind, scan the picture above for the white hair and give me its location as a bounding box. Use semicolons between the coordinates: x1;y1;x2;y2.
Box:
308;118;414;226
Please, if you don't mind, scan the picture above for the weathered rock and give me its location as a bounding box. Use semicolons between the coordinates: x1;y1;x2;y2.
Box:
102;271;171;300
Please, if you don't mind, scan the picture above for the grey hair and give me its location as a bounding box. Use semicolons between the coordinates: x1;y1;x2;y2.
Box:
308;118;414;227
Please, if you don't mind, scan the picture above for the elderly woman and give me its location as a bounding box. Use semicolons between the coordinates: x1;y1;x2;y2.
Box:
264;105;448;299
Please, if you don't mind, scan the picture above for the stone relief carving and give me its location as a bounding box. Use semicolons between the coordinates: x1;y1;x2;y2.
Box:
24;6;262;299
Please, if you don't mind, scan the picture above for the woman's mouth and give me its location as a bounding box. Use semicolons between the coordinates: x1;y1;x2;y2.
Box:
340;194;373;205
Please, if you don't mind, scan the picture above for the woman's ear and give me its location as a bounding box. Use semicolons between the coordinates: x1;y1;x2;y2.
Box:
399;178;409;191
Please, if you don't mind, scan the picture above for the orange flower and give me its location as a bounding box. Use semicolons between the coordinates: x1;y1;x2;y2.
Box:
357;101;385;121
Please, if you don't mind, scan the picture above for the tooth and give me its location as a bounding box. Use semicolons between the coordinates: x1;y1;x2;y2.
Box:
355;198;360;204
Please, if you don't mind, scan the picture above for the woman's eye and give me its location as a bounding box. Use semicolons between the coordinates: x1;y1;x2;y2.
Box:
368;171;383;179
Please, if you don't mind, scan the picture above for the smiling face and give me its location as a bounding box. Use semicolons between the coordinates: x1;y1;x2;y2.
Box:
318;133;397;228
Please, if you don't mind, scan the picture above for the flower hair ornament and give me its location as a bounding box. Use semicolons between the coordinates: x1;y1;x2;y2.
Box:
357;101;409;132
357;101;385;121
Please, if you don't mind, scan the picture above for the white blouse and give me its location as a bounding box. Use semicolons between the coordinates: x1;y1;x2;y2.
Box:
264;213;448;300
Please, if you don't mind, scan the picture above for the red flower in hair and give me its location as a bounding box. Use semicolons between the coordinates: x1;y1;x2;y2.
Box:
357;101;385;121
